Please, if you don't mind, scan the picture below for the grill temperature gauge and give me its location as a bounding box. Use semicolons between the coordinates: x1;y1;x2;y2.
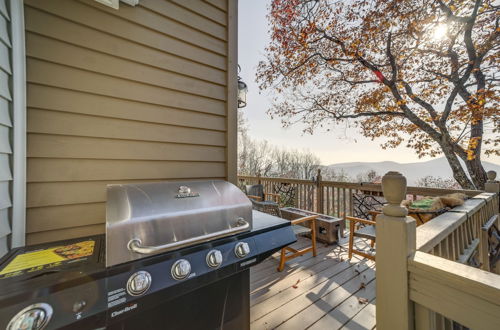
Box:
234;242;250;258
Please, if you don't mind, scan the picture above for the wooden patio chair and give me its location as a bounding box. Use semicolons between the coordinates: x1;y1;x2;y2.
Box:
250;200;318;271
346;215;377;261
244;184;281;205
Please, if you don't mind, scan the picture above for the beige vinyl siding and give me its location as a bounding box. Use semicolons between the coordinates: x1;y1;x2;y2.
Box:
0;0;12;256
25;0;235;244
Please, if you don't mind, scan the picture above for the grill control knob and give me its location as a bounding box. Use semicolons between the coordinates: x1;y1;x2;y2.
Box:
171;259;191;280
206;249;223;268
234;242;250;258
7;303;53;330
127;270;152;296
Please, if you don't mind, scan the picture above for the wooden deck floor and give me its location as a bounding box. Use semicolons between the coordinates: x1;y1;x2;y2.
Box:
250;236;376;330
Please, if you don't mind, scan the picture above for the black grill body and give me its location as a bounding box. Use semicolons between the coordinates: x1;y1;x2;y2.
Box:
0;213;295;330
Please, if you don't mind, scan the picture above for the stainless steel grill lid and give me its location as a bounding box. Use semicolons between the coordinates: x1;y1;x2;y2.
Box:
106;180;252;267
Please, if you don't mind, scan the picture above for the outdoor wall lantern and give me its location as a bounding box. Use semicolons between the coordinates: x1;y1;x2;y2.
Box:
237;65;248;108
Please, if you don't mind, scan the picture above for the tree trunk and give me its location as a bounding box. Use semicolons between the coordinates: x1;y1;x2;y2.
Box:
464;157;487;190
441;143;476;190
466;63;487;189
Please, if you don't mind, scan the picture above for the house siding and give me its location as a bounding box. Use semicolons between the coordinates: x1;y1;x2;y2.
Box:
24;0;236;244
0;0;12;256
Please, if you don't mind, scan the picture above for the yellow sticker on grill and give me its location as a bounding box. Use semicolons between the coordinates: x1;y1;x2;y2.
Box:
0;240;95;277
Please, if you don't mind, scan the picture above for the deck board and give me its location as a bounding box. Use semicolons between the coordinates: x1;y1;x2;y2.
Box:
250;236;377;330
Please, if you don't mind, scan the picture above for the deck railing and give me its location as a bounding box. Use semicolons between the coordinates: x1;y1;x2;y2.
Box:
376;171;500;330
238;171;481;219
240;170;500;329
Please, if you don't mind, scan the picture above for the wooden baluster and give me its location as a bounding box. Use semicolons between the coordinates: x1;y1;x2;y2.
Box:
444;317;452;330
462;224;467;255
475;215;480;240
456;229;462;260
303;184;306;210
305;184;308;210
461;223;467;252
452;230;460;261
326;186;330;215
483;205;488;225
297;184;301;209
302;184;305;209
467;216;474;245
462;222;468;247
311;185;313;210
296;184;300;208
301;184;305;209
342;188;347;220
349;188;353;217
330;186;333;215
470;216;477;240
310;184;314;211
442;238;449;259
323;186;326;214
305;184;309;210
434;314;445;330
443;236;451;259
294;184;298;208
415;303;437;330
447;234;454;261
457;226;463;257
480;221;490;272
336;187;340;218
332;187;336;216
324;186;327;214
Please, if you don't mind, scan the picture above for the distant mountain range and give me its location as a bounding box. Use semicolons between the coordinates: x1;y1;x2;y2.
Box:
327;157;500;185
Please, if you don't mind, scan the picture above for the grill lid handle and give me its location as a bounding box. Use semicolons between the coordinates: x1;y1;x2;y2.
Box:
127;218;250;255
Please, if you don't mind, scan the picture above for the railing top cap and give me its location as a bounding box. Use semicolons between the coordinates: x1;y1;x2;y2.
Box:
448;197;485;214
381;171;408;217
487;170;497;181
471;192;496;200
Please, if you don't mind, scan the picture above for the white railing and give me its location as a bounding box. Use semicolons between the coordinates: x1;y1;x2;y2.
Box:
376;171;500;330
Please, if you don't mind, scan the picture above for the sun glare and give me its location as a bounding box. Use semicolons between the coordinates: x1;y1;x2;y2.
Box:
432;24;448;40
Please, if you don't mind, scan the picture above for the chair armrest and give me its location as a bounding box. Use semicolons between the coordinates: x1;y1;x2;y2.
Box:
368;210;382;221
346;216;376;226
247;195;262;201
264;192;280;203
291;215;319;225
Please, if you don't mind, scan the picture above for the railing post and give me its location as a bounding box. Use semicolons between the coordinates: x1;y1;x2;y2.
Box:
257;170;262;185
485;170;499;192
483;170;499;273
316;168;323;214
485;170;499;212
376;171;416;330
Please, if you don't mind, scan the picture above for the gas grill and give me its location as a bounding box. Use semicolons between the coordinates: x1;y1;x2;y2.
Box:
0;181;295;330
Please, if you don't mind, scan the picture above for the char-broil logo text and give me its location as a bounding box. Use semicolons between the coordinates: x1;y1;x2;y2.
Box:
111;303;138;318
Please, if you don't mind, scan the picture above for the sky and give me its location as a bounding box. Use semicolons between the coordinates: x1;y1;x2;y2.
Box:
237;0;499;166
